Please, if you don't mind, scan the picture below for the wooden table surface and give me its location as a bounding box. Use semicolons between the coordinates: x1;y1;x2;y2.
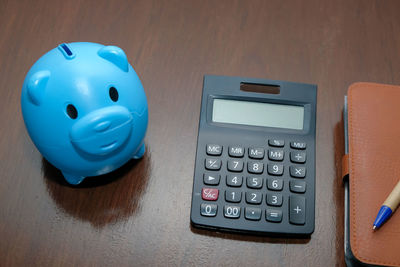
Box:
1;0;400;266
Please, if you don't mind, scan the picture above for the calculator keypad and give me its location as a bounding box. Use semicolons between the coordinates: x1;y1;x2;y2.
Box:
229;146;244;157
201;204;217;217
268;149;284;161
245;207;262;220
226;175;243;187
227;160;244;172
289;166;306;178
245;192;262;204
247;161;264;174
290;152;306;163
195;139;312;234
225;190;242;203
246;177;263;189
224;205;241;218
201;188;219;201
205;158;221;170
204;173;220;185
266;209;283;222
248;148;264;159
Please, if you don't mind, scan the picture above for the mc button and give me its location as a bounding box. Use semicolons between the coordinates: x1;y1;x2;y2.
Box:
206;144;222;156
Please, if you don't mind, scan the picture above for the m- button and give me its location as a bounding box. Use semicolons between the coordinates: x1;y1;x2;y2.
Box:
249;148;264;159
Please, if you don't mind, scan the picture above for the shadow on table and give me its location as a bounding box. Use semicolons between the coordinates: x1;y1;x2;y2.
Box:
190;225;311;244
333;115;346;265
42;147;151;228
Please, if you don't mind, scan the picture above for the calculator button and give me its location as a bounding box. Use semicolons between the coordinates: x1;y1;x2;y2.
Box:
224;205;241;218
245;192;262;204
200;203;217;217
227;160;244;172
266;209;282;222
267;164;283;176
206;144;222;155
267;178;283;191
266;193;283;206
290;141;306;150
225;190;242;203
248;148;264;159
245;207;262;221
246;177;263;189
290;166;306;178
268;149;284;161
268;139;284;147
289;196;306;225
226;175;243;187
290;152;306;163
201;188;219;201
205;158;221;170
203;173;220;185
228;146;244;157
290;180;306;193
247;161;264;174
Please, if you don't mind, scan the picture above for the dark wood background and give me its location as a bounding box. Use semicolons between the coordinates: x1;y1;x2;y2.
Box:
1;0;400;266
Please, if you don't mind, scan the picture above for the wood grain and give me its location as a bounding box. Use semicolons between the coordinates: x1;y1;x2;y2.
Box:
1;0;400;266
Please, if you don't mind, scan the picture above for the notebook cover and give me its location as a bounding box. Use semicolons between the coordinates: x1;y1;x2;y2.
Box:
347;82;400;266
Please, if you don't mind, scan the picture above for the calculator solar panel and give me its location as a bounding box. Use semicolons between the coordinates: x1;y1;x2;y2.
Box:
190;75;317;236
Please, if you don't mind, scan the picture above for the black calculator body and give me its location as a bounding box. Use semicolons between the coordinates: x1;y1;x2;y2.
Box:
190;75;317;236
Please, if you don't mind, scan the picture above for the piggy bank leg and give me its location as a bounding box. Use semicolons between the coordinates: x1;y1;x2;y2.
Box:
133;143;145;159
62;172;85;185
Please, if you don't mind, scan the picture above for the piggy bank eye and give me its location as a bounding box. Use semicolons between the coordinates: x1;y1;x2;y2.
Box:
66;104;78;119
109;87;119;102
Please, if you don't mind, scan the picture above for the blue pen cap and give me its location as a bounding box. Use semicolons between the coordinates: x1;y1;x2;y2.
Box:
373;205;393;228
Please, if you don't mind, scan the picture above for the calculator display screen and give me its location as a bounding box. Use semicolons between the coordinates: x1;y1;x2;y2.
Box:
212;99;304;130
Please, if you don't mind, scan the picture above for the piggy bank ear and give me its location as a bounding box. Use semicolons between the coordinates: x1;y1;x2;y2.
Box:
27;70;50;106
98;46;129;72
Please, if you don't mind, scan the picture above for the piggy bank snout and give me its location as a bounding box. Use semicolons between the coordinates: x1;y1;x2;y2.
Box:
70;106;133;156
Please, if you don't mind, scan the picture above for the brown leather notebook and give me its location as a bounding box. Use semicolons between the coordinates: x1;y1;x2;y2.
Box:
344;82;400;266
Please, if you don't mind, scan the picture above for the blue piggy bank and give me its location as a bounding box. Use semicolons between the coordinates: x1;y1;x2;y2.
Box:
21;42;148;185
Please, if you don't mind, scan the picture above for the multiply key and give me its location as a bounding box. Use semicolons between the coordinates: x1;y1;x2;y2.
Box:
290;166;306;178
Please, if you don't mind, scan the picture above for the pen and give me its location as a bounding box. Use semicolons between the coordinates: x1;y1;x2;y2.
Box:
373;180;400;230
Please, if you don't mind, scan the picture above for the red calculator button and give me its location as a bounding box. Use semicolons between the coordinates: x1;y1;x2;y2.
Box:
202;188;219;201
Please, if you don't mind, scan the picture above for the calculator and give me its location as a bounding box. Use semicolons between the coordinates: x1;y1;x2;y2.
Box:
190;75;317;236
